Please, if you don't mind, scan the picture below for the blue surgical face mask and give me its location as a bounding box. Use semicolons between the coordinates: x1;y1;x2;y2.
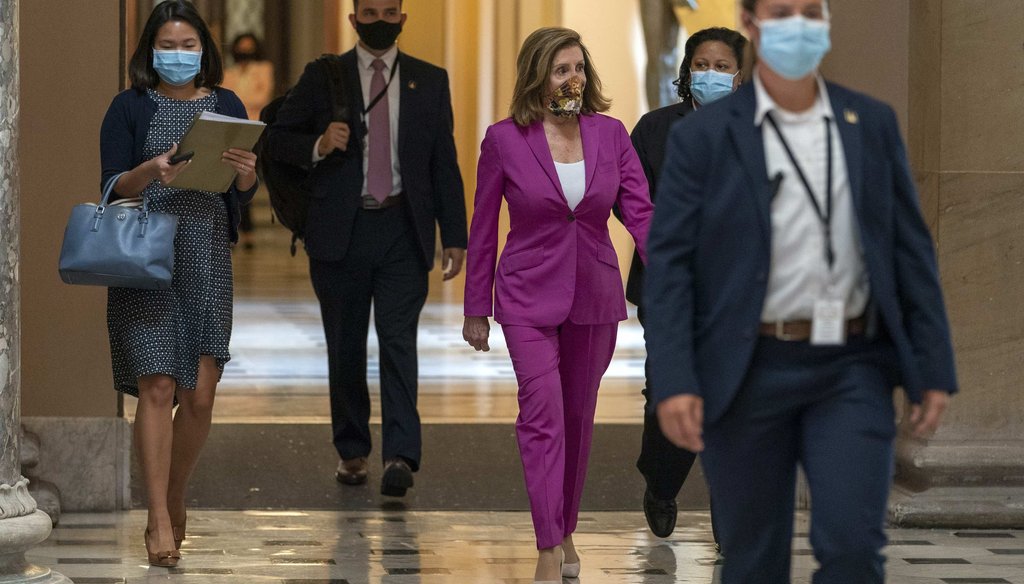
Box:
756;15;831;80
152;49;203;86
689;70;737;105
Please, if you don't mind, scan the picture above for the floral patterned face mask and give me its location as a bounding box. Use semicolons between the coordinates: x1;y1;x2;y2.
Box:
548;76;584;117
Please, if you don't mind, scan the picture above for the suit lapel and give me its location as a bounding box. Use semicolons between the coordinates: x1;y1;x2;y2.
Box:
341;50;364;118
580;114;600;195
829;84;865;219
728;85;774;244
523;121;566;202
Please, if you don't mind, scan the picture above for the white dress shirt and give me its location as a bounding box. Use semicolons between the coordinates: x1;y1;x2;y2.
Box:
754;69;870;322
554;160;586;211
313;44;403;198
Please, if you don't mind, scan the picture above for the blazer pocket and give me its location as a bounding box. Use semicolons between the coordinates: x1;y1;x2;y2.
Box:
596;244;619;269
501;246;545;274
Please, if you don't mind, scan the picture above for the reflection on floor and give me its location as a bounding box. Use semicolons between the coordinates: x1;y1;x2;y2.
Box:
32;511;1024;584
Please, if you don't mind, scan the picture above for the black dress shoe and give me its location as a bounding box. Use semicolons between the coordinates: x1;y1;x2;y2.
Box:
643;487;677;538
336;457;368;486
381;458;414;497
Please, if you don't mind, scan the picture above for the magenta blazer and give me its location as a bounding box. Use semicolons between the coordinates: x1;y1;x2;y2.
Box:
464;114;653;327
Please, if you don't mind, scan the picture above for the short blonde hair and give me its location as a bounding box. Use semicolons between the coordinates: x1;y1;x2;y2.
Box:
509;27;611;127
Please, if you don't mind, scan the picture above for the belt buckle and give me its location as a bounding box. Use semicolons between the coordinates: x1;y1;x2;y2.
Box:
362;196;382;210
774;320;798;341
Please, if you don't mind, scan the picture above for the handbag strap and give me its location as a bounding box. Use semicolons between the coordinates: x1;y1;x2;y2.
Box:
98;171;132;208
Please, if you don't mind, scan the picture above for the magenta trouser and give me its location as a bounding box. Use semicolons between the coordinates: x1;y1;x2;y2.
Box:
502;320;618;549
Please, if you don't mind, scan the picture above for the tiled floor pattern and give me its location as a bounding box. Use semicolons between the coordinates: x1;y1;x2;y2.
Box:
30;511;1024;583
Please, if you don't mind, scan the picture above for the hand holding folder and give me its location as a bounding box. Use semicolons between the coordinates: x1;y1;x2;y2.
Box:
169;111;266;193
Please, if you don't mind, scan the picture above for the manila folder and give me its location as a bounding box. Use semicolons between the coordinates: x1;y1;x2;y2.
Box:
170;111;266;193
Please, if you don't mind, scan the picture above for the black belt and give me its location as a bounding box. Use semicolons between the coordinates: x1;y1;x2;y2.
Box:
361;192;404;210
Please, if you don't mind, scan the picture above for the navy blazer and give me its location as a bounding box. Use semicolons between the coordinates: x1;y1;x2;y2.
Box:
99;87;258;244
644;81;958;425
266;49;467;267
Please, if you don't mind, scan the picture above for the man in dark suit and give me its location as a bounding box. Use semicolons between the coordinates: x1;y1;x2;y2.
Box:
267;0;466;497
645;0;957;581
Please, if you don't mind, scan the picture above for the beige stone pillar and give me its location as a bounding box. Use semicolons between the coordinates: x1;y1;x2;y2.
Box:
0;1;71;581
888;0;1024;528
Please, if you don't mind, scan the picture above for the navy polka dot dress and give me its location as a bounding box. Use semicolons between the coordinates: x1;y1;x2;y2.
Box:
107;89;233;396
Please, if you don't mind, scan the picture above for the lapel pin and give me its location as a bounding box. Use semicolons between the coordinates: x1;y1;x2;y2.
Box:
407;80;417;90
844;109;859;124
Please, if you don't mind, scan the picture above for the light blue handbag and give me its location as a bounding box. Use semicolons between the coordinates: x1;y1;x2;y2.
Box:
58;172;178;290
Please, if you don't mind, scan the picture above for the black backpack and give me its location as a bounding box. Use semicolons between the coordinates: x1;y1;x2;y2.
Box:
255;55;349;256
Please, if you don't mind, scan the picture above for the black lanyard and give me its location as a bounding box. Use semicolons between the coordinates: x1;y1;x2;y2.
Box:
765;112;835;270
362;60;399;117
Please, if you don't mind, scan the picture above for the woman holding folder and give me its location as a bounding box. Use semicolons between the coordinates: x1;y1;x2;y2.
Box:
98;0;258;567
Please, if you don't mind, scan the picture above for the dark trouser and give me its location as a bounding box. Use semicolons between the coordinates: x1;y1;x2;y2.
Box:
702;335;898;584
309;205;428;471
636;306;719;541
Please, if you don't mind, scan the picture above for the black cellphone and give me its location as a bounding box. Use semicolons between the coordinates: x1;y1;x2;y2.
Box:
169;150;195;165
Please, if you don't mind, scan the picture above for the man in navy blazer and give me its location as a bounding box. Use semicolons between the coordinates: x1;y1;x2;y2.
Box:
267;0;466;497
644;0;957;582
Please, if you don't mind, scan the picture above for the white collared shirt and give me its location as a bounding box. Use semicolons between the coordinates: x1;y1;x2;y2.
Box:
754;68;870;322
313;44;402;198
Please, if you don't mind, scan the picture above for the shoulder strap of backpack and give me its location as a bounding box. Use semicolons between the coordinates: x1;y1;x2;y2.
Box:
316;55;349;122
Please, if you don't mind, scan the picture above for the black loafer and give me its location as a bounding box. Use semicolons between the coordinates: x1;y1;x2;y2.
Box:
381;458;414;497
643;487;677;538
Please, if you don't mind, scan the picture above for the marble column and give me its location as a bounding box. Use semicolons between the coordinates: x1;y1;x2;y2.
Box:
0;1;69;581
889;0;1024;528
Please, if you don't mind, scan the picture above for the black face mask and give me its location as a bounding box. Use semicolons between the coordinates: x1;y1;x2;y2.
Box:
232;51;257;63
355;19;403;51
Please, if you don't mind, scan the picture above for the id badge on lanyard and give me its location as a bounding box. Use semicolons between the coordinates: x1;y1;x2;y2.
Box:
766;113;845;346
812;297;846;345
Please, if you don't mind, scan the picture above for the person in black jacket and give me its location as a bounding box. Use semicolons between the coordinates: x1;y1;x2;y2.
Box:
630;27;746;540
266;0;466;498
99;0;258;567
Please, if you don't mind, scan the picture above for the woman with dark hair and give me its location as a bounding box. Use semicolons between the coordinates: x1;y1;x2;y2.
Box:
222;32;274;248
463;27;652;583
674;27;748;106
99;0;258;567
628;27;746;544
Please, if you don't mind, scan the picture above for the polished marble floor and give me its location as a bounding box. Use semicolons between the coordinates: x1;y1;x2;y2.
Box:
31;510;1024;584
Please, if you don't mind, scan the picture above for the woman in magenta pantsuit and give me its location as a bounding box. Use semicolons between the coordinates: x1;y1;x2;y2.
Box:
462;27;653;584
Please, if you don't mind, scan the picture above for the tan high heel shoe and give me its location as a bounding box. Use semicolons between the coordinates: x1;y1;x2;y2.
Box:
171;517;186;550
144;528;181;568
